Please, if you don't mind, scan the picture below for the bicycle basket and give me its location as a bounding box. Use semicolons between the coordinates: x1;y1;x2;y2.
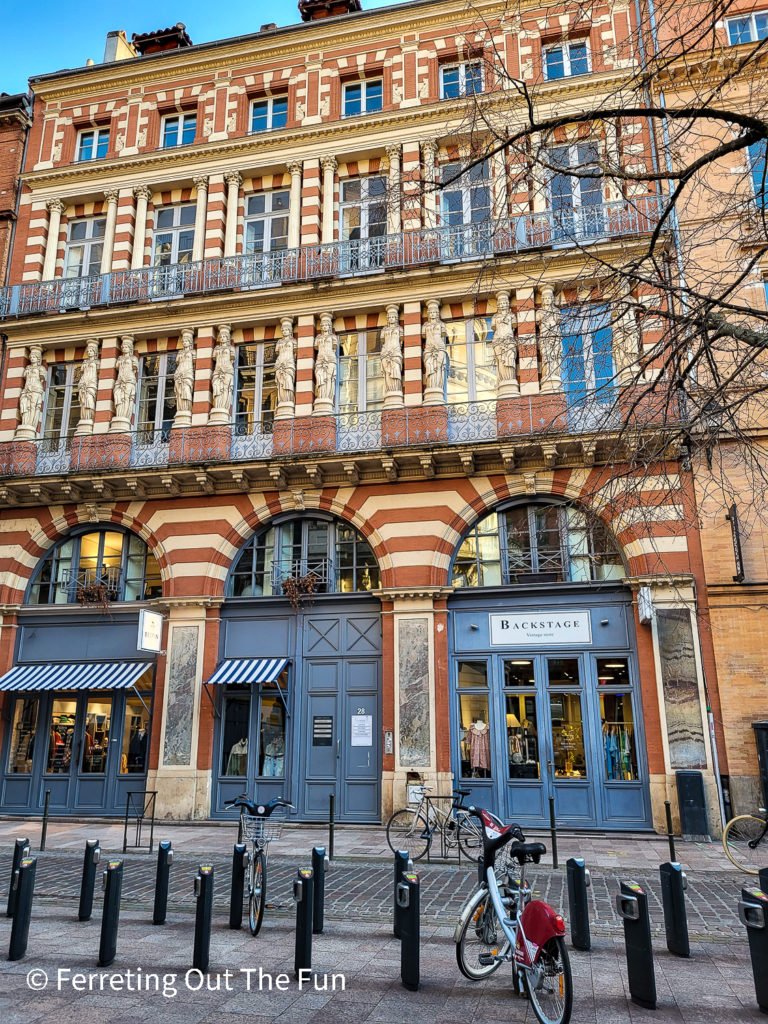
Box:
241;814;284;842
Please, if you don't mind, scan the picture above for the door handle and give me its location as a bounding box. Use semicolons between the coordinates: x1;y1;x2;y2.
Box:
336;739;340;759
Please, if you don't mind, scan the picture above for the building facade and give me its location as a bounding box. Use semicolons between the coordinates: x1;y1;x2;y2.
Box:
0;0;731;832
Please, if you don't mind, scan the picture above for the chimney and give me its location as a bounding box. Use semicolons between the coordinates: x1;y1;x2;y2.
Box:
131;22;193;55
298;0;362;22
103;30;138;63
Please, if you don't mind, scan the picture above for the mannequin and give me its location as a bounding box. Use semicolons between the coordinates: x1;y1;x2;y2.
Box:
469;718;491;777
227;737;248;776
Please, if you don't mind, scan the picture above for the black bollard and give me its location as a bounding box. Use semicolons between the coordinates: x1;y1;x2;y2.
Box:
78;840;101;922
98;859;124;967
193;864;214;973
566;857;591;951
6;837;30;918
153;841;173;925
659;861;690;957
293;868;314;980
7;857;37;961
393;849;412;939
616;880;656;1010
664;800;677;862
548;797;559;870
738;887;768;1013
759;866;768;893
312;846;327;935
328;794;335;861
229;843;248;930
40;790;51;852
398;871;420;991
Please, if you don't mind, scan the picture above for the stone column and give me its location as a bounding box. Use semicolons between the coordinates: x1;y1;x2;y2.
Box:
42;198;64;280
287;161;303;250
131;185;152;270
321;155;337;245
99;189;120;275
223;171;242;258
386;144;402;234
421;140;438;230
192;175;209;262
531;131;547;214
491;149;508;225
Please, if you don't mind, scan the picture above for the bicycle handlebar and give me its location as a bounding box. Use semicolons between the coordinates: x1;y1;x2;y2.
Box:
225;794;295;816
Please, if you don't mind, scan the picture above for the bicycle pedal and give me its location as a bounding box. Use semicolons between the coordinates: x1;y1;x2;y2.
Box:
478;954;497;965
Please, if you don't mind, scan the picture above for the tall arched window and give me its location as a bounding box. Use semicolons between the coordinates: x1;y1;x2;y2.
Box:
228;516;380;597
28;528;162;604
452;504;624;588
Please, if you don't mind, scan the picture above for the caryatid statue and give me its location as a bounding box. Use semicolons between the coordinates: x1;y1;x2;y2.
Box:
75;339;100;433
538;285;562;393
422;298;448;404
173;328;195;427
209;324;236;424
380;303;404;408
110;335;139;432
313;312;338;416
15;345;46;440
275;317;298;418
491;291;519;398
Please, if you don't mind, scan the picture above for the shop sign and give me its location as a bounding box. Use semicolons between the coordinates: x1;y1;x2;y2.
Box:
137;609;164;653
489;610;592;647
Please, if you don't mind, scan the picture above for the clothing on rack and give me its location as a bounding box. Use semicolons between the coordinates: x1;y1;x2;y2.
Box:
226;737;248;776
468;721;491;771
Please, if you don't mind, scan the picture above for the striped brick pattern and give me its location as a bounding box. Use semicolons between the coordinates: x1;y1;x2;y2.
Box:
300;159;321;245
112;188;136;270
516;287;539;392
294;314;316;416
204;174;226;259
192;326;215;425
402;301;423;403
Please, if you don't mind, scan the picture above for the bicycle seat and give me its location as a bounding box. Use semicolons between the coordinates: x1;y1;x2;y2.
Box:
453;788;471;797
508;841;546;865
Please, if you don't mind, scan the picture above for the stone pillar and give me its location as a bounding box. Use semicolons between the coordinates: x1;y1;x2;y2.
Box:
531;131;547;214
223;171;242;258
99;189;120;275
287;161;303;249
131;185;152;270
386;144;402;234
321;155;337;245
42;198;64;280
192;175;209;262
421;140;438;230
492;149;508;225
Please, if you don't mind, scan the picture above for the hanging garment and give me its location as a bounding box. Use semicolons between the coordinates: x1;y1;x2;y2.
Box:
604;727;619;780
226;738;248;776
469;722;491;771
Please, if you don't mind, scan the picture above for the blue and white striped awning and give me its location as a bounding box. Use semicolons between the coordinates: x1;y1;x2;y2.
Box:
205;658;289;687
0;661;152;692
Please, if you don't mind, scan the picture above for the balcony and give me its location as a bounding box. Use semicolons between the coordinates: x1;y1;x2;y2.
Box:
0;196;665;320
60;565;122;603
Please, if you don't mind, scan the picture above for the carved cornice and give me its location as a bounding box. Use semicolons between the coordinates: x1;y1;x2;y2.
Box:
622;573;695;591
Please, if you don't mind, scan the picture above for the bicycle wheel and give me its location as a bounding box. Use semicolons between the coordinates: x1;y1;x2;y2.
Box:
722;814;768;874
386;809;430;860
457;814;483;860
248;849;267;935
525;935;572;1024
455;885;513;980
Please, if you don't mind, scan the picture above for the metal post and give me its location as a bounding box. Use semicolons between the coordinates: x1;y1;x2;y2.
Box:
328;794;335;861
193;864;214;972
548;796;559;870
7;857;37;961
153;841;173;925
738;886;768;1012
293;868;314;980
664;800;677;862
566;857;591;951
398;871;420;991
616;880;657;1009
229;843;248;930
6;837;30;918
760;867;768;894
312;846;327;935
98;859;124;968
40;790;51;852
78;840;101;922
393;849;412;939
659;861;690;957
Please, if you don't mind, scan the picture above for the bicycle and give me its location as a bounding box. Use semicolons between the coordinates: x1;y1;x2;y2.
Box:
225;794;293;934
454;805;572;1024
385;785;484;861
722;806;768;874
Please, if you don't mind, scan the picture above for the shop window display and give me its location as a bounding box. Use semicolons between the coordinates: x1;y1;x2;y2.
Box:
221;691;250;776
458;693;492;779
119;687;151;773
7;697;38;774
549;692;587;779
503;659;540;780
258;691;285;777
80;698;111;773
46;700;77;773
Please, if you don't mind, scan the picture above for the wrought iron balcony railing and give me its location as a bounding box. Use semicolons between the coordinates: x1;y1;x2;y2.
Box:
0;196;664;319
60;565;122;603
270;558;332;588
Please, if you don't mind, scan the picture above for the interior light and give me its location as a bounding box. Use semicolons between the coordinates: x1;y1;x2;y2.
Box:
604;663;625;669
510;660;530;665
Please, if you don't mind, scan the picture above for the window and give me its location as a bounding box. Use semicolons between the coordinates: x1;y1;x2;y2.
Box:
560;304;615;408
440;61;484;99
161;112;196;148
338;330;384;413
342;79;383;117
543;40;590;80
76;127;110;162
220;674;288;778
152;205;195;265
439;161;491;225
234;342;278;432
136;352;178;443
29;528;162;605
596;657;638;781
228;517;379;597
119;683;152;774
250;96;288;133
549;142;603;239
340;175;387;271
42;363;78;445
504;665;540;780
64;218;106;278
444;317;496;403
244;191;290;254
7;698;38;774
451;503;624;588
457;662;491;780
749;140;767;206
727;12;768;43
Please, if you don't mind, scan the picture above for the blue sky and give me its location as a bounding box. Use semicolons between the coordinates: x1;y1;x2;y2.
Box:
3;0;403;95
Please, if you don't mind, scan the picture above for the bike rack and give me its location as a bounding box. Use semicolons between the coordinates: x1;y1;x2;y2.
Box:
122;790;158;853
423;794;466;865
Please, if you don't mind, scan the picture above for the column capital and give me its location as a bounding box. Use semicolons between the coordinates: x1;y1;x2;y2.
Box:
46;197;65;214
421;138;439;160
224;170;242;188
104;188;120;204
287;160;303;176
133;184;153;202
193;175;209;192
320;154;338;173
539;283;557;303
385;143;402;162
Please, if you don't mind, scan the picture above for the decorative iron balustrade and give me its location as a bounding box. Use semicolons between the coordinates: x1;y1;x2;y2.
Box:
270;558;332;588
0;197;665;319
59;565;122;603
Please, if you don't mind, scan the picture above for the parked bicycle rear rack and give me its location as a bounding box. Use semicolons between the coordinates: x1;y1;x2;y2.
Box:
122;790;158;853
